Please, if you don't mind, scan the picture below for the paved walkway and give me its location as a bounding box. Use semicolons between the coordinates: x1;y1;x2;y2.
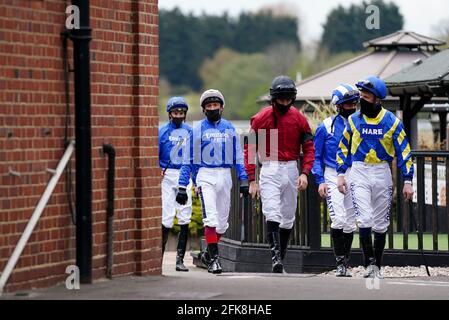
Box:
2;252;449;300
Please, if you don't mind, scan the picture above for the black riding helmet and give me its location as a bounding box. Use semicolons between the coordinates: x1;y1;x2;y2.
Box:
270;76;297;101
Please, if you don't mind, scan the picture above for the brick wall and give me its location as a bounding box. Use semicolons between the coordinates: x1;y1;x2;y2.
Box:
0;0;161;292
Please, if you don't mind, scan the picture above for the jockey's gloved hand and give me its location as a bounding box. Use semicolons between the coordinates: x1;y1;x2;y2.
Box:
239;180;249;196
176;187;188;205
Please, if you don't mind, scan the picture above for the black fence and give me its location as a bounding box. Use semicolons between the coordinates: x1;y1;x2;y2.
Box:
219;150;449;273
395;151;449;251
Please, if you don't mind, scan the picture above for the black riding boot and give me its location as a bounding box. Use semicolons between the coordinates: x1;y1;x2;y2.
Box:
360;228;376;278
267;221;283;273
207;243;222;274
201;246;212;268
343;232;354;276
162;225;171;255
343;232;354;265
176;224;189;272
279;228;292;274
279;228;292;261
331;228;347;277
374;232;386;271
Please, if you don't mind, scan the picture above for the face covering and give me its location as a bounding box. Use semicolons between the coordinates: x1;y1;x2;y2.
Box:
205;109;221;122
273;101;292;115
360;98;381;118
171;117;185;128
339;108;356;119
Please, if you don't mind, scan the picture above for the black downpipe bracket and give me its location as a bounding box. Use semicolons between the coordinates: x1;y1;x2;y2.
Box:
102;144;116;279
71;0;93;284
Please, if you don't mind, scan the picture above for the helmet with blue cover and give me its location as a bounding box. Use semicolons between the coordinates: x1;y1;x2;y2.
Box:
355;76;387;99
166;97;189;113
331;84;360;107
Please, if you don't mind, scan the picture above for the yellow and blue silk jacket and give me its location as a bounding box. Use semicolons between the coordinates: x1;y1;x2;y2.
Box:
336;108;414;181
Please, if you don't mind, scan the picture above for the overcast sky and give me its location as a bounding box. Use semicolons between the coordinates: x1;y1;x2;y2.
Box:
159;0;449;43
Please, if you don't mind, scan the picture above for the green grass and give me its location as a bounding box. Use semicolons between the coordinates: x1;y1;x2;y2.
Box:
321;233;449;251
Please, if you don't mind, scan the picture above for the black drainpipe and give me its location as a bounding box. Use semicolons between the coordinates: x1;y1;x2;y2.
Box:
70;0;92;284
102;144;116;279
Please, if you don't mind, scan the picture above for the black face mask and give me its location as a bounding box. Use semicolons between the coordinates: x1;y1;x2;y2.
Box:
360;98;381;118
339;108;356;119
273;101;292;115
205;109;221;122
171;117;185;128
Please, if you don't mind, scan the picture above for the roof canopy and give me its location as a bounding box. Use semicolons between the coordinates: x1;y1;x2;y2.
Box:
385;49;449;97
364;31;446;50
291;50;430;102
259;31;446;104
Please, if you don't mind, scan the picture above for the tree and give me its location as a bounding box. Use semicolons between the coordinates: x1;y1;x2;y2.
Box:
199;48;240;89
266;42;299;76
158;77;172;115
159;8;301;91
320;0;404;54
259;1;300;18
232;11;300;53
201;51;276;119
159;9;204;90
432;18;449;49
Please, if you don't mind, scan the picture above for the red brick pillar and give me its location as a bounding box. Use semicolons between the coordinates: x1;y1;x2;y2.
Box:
130;1;161;276
0;0;162;291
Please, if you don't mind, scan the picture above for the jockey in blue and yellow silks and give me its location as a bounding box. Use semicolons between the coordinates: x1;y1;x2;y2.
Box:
336;106;414;181
336;76;414;279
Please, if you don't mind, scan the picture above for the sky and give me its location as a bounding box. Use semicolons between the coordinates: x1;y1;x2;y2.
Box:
159;0;449;43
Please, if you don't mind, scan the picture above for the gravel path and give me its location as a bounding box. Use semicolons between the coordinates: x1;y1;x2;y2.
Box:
322;266;449;278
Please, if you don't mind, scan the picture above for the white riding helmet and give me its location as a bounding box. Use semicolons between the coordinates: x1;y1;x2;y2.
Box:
200;89;225;108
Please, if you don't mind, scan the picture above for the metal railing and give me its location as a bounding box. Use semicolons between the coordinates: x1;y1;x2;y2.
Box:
226;155;319;249
392;151;449;252
226;150;449;256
